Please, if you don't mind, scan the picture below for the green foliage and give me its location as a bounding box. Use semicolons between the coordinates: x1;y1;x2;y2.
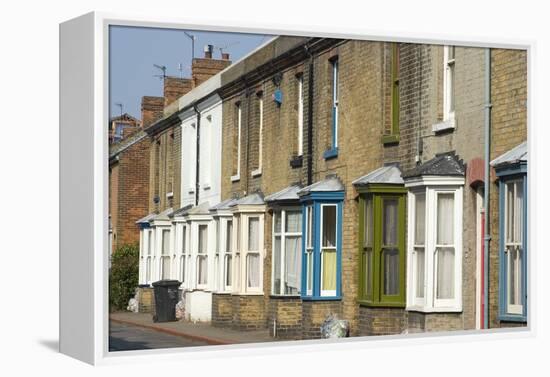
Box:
109;243;140;311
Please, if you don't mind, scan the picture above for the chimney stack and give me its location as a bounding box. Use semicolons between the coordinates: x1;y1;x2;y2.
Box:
204;44;214;59
141;96;164;128
221;52;230;60
163;77;193;107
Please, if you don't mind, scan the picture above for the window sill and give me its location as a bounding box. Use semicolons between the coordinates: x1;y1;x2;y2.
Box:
301;295;342;301
323;147;339;160
498;313;527;323
290;155;303;168
201;183;211;190
230;292;264;296
358;300;405;308
187;187;195;194
269;294;302;299
251;168;262;177
230;174;240;182
166;191;174;198
406;305;462;313
432;116;456;133
381;134;400;145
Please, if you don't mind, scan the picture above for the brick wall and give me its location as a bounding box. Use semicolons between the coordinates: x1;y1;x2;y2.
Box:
211;293;233;327
230;295;266;331
358;307;406;336
489;48;528;328
192;57;231;87
164;76;193;107
301;301;343;339
267;298;303;339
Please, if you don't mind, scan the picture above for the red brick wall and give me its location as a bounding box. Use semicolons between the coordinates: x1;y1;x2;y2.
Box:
164;76;193;107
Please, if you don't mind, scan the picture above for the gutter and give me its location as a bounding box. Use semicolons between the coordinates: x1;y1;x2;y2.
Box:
483;47;492;329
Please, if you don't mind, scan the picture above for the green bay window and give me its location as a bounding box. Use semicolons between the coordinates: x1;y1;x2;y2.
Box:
355;169;406;307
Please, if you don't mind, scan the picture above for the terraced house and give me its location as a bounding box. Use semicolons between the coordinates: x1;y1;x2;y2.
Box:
129;36;527;338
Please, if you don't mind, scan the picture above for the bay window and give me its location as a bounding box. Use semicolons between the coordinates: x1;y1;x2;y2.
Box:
160;228;171;280
298;176;344;300
180;224;187;285
406;185;463;312
230;193;265;295
197;224;208;287
272;209;302;296
224;220;233;290
354;165;406;307
491;141;527;322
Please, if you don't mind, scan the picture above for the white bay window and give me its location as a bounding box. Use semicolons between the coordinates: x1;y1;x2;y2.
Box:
406;182;463;312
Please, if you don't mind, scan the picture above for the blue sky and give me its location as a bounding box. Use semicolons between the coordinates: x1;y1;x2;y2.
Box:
109;26;270;119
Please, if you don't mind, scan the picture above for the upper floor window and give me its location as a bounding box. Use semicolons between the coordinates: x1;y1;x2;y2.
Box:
231;102;242;182
297;75;304;156
323;57;339;159
252;93;263;177
444;46;456;121
383;44;400;144
272;209;302;295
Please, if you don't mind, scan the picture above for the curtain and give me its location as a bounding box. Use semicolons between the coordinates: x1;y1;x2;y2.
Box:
198;255;208;285
436;247;454;299
226;221;232;253
322;206;336;247
198;225;208;254
181;226;187;253
508;246;522;305
274;212;282;233
437;194;454;245
286;211;302;233
273;236;281;294
162;256;171;280
148;230;153;255
285;235;302;294
383;199;398;246
162;229;170;255
180;255;186;282
247;253;260;288
364;197;373;247
306;251;313;292
384;248;399;295
322;250;337;291
146;257;151;282
225;255;232;287
415;193;426;245
248;218;259;251
415;247;425;298
364;249;372;296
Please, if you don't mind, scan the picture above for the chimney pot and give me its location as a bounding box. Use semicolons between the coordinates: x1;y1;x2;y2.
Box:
204;44;213;59
222;52;230;60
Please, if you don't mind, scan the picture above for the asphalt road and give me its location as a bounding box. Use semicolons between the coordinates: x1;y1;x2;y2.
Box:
109;321;209;351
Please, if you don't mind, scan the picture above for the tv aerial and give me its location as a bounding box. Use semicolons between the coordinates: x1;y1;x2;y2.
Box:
153;64;167;80
215;41;240;55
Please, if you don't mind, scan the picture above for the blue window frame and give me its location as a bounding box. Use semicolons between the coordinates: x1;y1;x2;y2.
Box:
497;165;527;322
323;58;339;160
300;190;344;300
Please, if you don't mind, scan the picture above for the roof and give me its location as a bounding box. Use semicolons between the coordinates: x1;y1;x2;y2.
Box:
264;184;302;203
186;202;211;215
490;141;528;167
402;152;465;179
109;130;148;160
151;207;174;222
352;165;404;187
110;113;140;123
209;198;238;211
230;192;265;206
169;204;194;218
136;212;156;224
298;175;344;196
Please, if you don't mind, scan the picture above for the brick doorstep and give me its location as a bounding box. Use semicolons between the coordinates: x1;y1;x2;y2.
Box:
109;312;275;346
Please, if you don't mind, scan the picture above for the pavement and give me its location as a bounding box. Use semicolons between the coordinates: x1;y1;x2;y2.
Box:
109;311;276;347
109;321;209;351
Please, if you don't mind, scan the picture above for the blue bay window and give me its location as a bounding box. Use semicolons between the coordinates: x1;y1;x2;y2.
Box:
491;142;527;322
298;176;344;300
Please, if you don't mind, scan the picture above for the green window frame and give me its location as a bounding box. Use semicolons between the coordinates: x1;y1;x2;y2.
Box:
358;185;406;307
382;43;400;144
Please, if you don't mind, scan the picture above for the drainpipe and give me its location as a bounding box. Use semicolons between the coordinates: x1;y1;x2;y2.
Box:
305;44;314;186
483;47;492;330
193;105;201;206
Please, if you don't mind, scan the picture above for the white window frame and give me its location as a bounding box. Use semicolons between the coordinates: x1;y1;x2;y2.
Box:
320;203;338;297
231;103;242;182
223;218;233;292
504;179;524;315
179;224;188;286
251;95;263;177
305;205;313;296
297;75;304;156
232;213;264;294
331;59;339;149
271;208;302;296
159;228;172;280
443;45;456;121
196;223;209;289
406;181;463;312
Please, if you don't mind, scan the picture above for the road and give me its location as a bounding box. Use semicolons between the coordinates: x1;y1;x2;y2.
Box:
109;321;209;351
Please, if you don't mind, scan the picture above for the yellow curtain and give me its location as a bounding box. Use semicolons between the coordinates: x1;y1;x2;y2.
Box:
322;250;337;291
